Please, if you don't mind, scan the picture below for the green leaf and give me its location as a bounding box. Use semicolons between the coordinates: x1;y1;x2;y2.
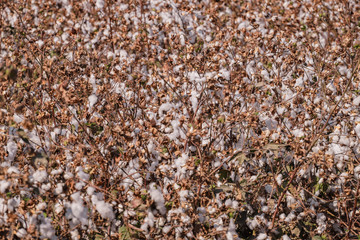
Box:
119;226;131;240
312;236;323;240
165;201;173;209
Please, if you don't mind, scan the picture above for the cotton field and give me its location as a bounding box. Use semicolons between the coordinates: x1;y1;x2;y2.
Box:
1;0;360;239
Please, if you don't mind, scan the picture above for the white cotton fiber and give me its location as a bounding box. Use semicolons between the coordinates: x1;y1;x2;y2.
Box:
282;235;291;240
39;216;56;240
5;138;17;162
16;229;27;238
91;195;115;220
174;154;188;168
0;180;10;193
159;103;173;117
353;96;360;106
36;202;47;211
33;170;48;183
54;183;64;195
68;192;88;226
95;0;105;9
88;94;98;109
257;233;268;240
355;124;360;138
54;203;63;214
226;218;238;240
7;167;19;174
190;90;199;112
149;183;166;215
7;196;20;212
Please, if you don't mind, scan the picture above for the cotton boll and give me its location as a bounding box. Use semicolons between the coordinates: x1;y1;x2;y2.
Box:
264;185;272;194
51;168;63;175
261;206;269;213
54;183;64;195
257;233;268;240
7;166;19;174
178;190;189;202
149;183;166;215
284;211;296;223
353;96;360;106
5;138;17;162
75;181;86;190
207;206;216;214
276;174;283;185
33;170;48;183
0;180;10;193
225;199;232;207
354;124;360;139
316;213;327;233
15;228;28;238
36;202;47;211
64;171;74;180
247;218;259;230
55;203;63;214
158;103;173;117
95;0;105;9
355;165;360;179
70;229;79;240
42;183;51;191
279;213;286;220
39;216;56;240
87;186;95;196
7;196;19;212
286;192;297;208
226;218;238;240
95;200;115;220
163;225;172;234
282;235;291;240
88;94;98;109
68;192;88;226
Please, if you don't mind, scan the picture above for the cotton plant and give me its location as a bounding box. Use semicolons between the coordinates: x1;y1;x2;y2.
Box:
1;0;360;239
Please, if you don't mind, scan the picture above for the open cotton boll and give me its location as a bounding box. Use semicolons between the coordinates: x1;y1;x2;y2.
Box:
316;213;327;233
95;0;104;9
7;196;20;212
355;124;360;138
158;103;173;117
64;171;74;180
226;218;238;240
15;228;27;238
33;170;48;183
5;138;17;162
0;180;10;193
94;199;115;220
352;95;360;106
67;192;89;226
282;235;291;240
7;166;19;174
149;183;166;215
36;202;47;211
38;215;56;240
141;211;155;232
354;165;360;179
54;183;64;195
284;211;296;223
91;194;115;220
257;233;268;240
77;167;90;181
54;203;63;214
88;94;98;109
174;153;188;169
190;90;199;113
